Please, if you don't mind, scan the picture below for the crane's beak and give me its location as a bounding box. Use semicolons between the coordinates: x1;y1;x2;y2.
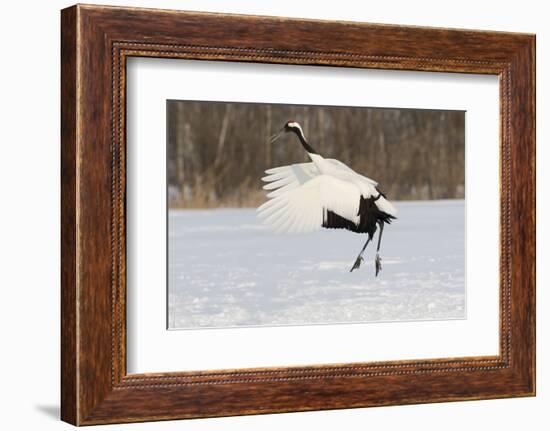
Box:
269;128;284;144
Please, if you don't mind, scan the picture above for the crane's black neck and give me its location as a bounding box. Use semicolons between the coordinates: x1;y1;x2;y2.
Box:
289;128;318;155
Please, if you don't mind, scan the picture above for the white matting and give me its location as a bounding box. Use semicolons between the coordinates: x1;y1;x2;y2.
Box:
126;57;500;373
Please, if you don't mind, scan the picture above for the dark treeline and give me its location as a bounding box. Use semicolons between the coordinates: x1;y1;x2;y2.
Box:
167;100;464;208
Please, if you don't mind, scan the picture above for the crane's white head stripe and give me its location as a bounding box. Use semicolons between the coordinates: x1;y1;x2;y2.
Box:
286;121;307;142
287;121;303;134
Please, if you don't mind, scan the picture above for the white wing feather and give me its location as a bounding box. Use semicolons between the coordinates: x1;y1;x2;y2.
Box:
258;163;362;234
375;195;398;217
325;159;378;186
324;159;397;217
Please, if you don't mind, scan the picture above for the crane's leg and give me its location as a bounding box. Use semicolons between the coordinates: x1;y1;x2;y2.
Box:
375;221;384;277
350;237;371;272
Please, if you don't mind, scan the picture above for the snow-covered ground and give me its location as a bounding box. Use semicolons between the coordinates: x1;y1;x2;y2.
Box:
168;200;465;329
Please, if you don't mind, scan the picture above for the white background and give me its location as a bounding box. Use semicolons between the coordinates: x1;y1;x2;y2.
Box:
0;0;546;430
127;59;499;373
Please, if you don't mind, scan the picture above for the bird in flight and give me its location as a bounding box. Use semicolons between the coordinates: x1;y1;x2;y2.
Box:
257;120;397;275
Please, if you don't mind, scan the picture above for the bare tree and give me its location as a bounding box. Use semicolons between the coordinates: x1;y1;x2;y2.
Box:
167;100;465;208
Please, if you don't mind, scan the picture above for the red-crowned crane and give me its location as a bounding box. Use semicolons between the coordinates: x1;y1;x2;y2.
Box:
257;120;397;275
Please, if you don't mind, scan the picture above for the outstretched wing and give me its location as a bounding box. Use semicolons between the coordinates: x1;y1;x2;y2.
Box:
325;159;378;186
260;162;319;193
325;158;397;218
258;164;362;234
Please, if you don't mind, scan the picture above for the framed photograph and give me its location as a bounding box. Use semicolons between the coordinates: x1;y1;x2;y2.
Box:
61;4;535;425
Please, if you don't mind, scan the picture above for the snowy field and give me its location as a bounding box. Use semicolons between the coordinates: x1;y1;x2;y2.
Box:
168;200;465;329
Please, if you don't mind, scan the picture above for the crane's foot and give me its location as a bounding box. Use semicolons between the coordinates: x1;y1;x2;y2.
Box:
375;253;382;277
350;255;363;272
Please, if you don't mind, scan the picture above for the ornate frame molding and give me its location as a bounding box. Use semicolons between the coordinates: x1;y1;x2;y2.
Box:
61;5;535;425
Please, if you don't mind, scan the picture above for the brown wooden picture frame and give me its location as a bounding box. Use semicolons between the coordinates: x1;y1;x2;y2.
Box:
61;4;535;426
